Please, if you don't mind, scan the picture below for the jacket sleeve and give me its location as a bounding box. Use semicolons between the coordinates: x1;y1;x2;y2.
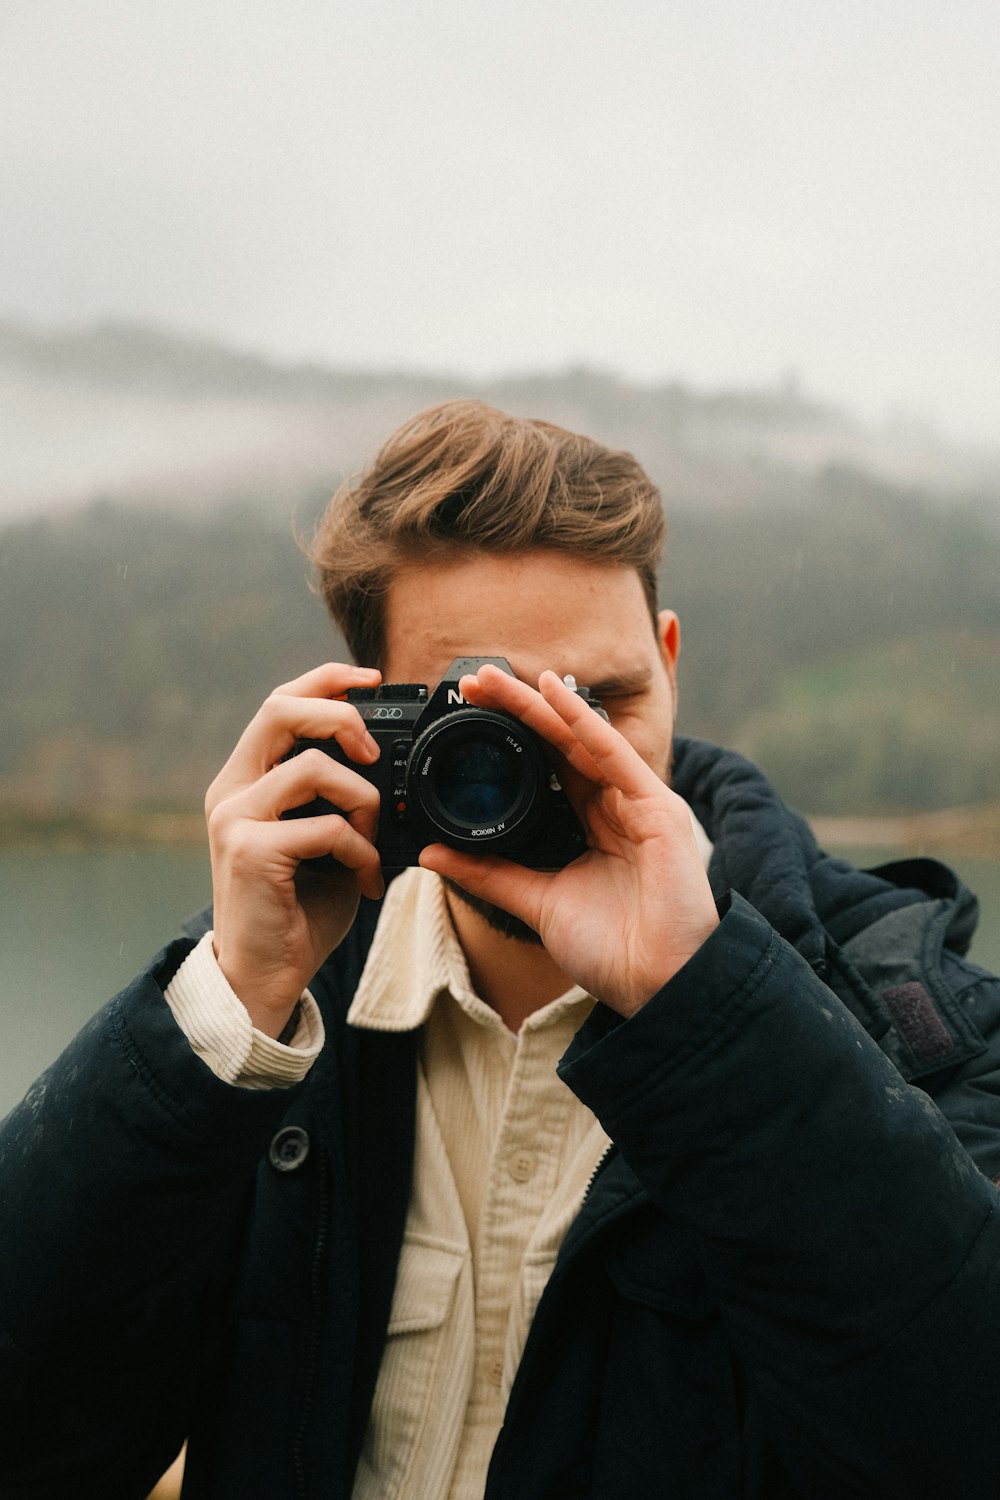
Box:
0;938;309;1498
559;892;1000;1499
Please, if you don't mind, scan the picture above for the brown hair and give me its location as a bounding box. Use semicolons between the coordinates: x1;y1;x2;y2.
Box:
308;399;666;667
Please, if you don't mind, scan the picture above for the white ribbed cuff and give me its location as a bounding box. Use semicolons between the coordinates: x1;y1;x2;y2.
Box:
164;931;325;1090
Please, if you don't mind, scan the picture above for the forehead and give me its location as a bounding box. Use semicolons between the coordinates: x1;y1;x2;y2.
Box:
383;550;656;688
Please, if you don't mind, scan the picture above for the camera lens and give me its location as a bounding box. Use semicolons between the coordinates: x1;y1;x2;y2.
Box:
431;737;522;826
407;708;546;849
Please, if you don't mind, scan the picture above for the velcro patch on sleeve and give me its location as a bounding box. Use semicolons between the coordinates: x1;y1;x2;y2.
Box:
880;981;954;1067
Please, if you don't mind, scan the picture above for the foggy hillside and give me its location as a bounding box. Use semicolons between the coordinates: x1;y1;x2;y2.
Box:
2;319;998;829
3;320;999;522
1;474;998;825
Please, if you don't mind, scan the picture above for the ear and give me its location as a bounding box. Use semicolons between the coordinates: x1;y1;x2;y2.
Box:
656;608;680;689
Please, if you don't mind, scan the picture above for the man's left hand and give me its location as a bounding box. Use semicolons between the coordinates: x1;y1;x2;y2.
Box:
418;664;719;1016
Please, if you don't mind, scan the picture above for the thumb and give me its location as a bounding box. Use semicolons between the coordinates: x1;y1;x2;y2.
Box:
418;845;549;933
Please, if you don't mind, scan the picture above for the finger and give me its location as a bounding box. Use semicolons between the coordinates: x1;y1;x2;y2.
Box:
215;748;381;841
459;666;605;782
272;662;381;699
465;664;660;798
210;691;381;806
537;671;664;799
290;815;385;900
256;811;385;899
418;843;550;934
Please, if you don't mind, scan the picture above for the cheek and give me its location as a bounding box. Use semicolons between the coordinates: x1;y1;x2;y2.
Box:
608;712;671;778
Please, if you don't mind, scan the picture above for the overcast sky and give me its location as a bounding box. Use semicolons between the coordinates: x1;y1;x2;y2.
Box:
2;0;998;442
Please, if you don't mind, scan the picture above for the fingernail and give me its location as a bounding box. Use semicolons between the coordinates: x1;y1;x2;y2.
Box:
364;731;379;757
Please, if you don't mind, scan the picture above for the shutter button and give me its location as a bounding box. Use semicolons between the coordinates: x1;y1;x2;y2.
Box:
269;1125;310;1172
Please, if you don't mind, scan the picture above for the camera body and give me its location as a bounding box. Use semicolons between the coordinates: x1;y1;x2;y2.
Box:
283;657;604;871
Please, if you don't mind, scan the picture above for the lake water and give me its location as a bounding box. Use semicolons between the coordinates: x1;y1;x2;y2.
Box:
0;848;212;1115
2;845;999;1117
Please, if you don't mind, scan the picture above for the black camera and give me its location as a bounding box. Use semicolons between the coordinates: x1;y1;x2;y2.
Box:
283;657;605;871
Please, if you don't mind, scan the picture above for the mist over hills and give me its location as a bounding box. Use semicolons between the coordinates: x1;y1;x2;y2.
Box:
3;319;999;522
1;319;998;828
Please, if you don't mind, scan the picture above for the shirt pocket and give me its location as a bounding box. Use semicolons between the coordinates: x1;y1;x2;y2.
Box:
354;1235;467;1500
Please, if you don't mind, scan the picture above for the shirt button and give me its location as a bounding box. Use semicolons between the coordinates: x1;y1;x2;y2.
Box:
269;1125;310;1172
508;1148;537;1183
488;1356;504;1387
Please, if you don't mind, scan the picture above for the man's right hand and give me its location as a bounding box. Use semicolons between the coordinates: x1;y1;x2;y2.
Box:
204;663;385;1038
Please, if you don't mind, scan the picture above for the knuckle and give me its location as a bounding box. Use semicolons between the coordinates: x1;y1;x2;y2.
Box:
208;814;248;868
260;691;289;727
205;795;230;842
297;746;332;777
224;820;265;870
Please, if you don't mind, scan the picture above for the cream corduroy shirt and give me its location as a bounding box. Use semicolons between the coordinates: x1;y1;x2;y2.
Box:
345;868;612;1500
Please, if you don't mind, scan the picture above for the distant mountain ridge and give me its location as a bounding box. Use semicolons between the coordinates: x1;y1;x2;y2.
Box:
2;319;998;521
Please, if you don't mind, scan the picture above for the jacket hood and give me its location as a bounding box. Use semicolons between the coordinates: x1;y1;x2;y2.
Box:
671;736;980;968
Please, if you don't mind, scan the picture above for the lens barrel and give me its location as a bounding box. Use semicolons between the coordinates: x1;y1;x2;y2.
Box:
406;708;547;850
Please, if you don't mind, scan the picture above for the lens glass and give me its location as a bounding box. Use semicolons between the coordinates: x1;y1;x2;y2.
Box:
431;737;522;826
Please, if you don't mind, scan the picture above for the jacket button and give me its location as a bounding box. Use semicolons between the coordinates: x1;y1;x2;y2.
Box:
269;1125;310;1172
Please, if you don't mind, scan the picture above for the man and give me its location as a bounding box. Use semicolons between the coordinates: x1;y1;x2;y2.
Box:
2;400;1000;1498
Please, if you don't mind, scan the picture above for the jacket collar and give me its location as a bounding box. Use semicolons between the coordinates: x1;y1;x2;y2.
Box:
671;735;979;965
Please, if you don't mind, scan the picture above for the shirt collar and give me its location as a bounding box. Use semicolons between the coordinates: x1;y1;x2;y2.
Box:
347;806;712;1036
347;867;592;1037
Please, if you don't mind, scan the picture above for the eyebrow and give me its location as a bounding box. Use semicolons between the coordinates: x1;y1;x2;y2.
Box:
585;666;654;697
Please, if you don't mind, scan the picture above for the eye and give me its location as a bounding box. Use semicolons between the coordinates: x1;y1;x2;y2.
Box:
598;694;637;720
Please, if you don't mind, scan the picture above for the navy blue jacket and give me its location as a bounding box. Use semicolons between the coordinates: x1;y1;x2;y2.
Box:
2;738;1000;1498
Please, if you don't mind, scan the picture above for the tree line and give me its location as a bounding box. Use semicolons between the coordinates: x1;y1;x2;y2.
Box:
0;466;997;821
